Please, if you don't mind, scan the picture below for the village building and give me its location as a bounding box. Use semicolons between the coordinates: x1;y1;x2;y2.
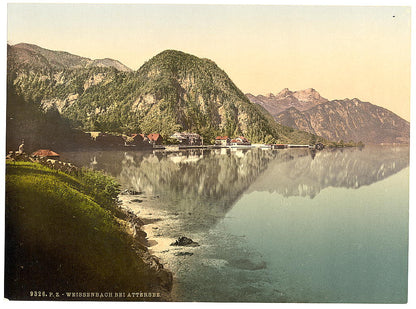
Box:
230;136;251;146
215;136;230;146
170;132;202;145
31;149;60;159
147;133;163;145
170;132;187;144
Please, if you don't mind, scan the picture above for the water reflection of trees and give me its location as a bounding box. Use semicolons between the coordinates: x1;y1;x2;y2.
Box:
248;146;409;198
61;146;409;229
118;149;277;228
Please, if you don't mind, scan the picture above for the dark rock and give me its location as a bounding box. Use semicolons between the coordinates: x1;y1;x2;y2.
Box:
174;252;194;256
131;198;143;203
157;269;173;291
120;189;142;195
170;236;200;247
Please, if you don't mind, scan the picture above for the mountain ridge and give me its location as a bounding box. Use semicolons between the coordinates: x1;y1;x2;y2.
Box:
247;89;409;144
246;88;328;116
7;44;324;145
8;43;132;72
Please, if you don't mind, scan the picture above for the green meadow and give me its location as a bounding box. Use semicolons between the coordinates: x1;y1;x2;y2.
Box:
5;161;167;299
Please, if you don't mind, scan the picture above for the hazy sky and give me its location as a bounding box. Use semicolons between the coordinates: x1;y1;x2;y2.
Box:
7;3;411;120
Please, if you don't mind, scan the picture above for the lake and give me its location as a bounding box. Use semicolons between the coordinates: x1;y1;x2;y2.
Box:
61;145;409;303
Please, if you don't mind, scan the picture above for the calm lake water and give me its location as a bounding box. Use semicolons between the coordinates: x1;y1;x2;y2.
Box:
61;146;409;303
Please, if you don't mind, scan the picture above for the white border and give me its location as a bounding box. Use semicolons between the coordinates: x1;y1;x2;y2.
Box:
1;1;414;309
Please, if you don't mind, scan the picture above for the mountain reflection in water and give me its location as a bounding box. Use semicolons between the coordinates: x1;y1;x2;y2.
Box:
61;146;409;230
248;146;409;198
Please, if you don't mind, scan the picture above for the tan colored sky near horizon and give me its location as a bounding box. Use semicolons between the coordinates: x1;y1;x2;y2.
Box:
7;4;411;121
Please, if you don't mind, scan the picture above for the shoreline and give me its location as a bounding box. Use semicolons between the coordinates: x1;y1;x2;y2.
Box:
116;194;175;301
118;193;203;301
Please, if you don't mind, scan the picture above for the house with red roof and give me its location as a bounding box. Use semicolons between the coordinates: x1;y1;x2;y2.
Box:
31;149;60;159
147;133;163;145
230;136;251;146
215;136;230;146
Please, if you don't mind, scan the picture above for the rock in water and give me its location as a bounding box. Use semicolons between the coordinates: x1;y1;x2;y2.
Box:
170;236;200;247
120;189;142;195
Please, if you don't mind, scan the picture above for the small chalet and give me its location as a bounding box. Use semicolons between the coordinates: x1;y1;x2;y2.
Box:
230;136;251;146
215;136;230;146
31;149;60;159
170;132;187;144
170;132;202;145
147;133;163;145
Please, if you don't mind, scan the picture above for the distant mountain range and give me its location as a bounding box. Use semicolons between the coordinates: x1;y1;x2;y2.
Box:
246;89;409;144
7;43;322;146
8;43;132;72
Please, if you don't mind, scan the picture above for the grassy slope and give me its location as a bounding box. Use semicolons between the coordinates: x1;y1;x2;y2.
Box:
5;162;164;299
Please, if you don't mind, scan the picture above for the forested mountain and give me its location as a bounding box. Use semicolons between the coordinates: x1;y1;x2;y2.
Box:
7;44;323;144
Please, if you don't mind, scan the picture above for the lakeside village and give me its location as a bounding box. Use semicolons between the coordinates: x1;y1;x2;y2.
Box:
85;131;326;151
8;131;328;163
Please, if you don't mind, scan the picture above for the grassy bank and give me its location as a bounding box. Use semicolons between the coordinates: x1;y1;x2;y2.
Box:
5;161;171;300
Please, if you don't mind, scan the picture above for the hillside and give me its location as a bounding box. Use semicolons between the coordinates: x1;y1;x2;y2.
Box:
5;161;171;300
6;85;92;153
7;45;324;144
275;98;410;144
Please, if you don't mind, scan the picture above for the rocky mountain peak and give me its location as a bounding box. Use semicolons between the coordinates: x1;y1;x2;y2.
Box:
246;88;328;117
292;88;326;102
276;88;293;97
